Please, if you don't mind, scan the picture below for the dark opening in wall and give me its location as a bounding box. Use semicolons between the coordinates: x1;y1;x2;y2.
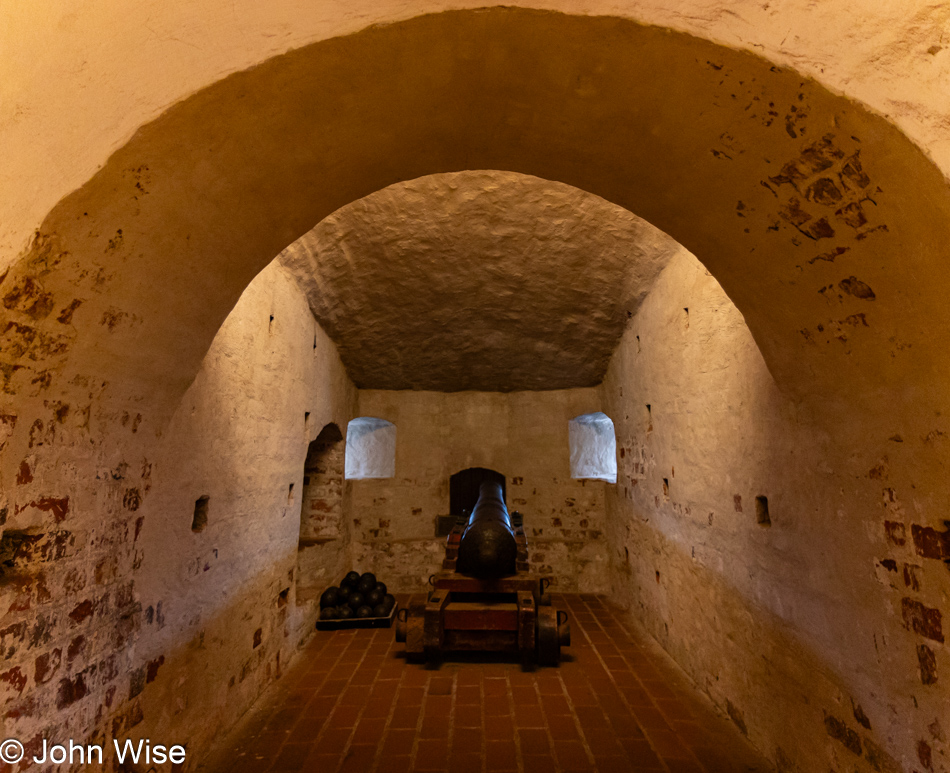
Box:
662;478;670;499
755;496;771;526
646;404;653;432
192;496;209;532
0;530;33;577
288;483;295;503
449;467;507;520
277;588;289;608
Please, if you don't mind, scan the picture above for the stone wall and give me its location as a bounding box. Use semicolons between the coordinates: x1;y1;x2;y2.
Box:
348;389;611;593
0;262;355;769
604;249;948;773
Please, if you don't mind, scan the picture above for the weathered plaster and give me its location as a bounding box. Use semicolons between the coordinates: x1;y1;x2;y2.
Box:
2;2;949;261
0;262;355;766
1;9;949;773
280;171;677;391
604;248;949;773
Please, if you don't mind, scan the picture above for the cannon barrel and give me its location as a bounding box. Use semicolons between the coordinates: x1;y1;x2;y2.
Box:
456;481;518;579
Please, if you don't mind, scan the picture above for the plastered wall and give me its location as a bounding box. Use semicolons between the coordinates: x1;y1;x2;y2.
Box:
3;1;949;264
348;389;611;593
604;249;949;773
0;262;355;768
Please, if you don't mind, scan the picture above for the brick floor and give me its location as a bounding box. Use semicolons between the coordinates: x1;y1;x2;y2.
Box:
199;595;769;773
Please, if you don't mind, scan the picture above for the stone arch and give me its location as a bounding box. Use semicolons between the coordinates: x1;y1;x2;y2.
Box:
3;7;948;448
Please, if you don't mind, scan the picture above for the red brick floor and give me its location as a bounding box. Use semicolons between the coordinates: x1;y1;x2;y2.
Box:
200;595;770;773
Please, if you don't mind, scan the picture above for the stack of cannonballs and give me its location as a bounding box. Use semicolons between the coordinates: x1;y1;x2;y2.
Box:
319;571;396;621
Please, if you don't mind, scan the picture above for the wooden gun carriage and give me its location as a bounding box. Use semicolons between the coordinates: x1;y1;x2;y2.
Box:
395;481;570;665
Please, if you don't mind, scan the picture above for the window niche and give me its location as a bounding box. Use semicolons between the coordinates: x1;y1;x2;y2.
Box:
568;412;618;483
344;417;396;480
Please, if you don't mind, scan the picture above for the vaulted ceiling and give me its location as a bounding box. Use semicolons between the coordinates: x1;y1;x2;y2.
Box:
279;171;681;391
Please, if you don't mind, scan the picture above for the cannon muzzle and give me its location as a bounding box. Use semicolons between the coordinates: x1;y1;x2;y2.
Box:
456;481;518;579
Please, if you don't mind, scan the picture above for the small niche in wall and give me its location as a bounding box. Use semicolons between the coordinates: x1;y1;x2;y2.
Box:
683;307;690;330
0;530;32;577
287;483;295;503
755;496;771;527
277;588;289;608
662;478;670;499
304;411;311;430
192;496;209;533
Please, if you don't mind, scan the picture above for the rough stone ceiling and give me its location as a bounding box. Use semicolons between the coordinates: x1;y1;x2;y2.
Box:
279;171;682;392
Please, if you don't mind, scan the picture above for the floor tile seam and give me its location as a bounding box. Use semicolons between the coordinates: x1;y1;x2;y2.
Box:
365;653;405;773
241;631;346;769
594;605;712;773
405;665;429;771
310;629;375;773
580;601;704;773
505;669;527;773
549;644;599;770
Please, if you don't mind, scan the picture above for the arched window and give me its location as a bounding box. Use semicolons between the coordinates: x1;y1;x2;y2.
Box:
569;412;617;483
344;417;396;479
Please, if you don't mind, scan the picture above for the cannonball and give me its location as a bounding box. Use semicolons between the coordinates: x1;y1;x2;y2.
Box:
373;603;388;617
320;587;340;609
319;607;336;620
338;605;354;619
347;591;364;610
357;577;375;594
344;571;361;587
374;582;387;596
356;605;374;619
366;588;384;607
382;594;396;613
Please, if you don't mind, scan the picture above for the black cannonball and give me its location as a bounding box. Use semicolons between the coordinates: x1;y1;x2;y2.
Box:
338;605;354;619
344;571;361;587
374;582;387;596
382;594;396;613
366;588;384;607
356;605;374;619
320;587;340;609
373;603;388;617
319;607;336;620
357;578;374;594
347;591;364;610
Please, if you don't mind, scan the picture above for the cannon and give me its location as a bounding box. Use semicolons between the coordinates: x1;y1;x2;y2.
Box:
396;481;570;665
